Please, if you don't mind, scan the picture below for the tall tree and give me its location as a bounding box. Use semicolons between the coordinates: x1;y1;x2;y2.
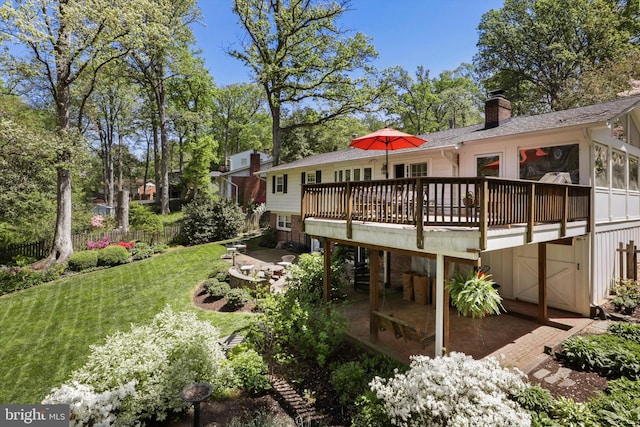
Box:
168;52;217;198
474;0;634;113
381;65;482;134
127;0;200;213
229;0;383;165
211;82;270;165
0;0;141;265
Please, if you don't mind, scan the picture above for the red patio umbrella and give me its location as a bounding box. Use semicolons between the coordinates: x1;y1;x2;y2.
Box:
349;127;427;178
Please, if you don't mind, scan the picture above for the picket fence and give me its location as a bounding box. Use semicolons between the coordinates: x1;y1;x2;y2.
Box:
0;226;182;263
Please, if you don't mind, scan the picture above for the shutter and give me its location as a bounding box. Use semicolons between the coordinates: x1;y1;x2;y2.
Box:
316;170;322;183
272;175;276;193
283;174;288;193
301;172;306;184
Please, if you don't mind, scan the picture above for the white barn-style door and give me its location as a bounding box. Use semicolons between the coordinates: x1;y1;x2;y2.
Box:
513;238;587;314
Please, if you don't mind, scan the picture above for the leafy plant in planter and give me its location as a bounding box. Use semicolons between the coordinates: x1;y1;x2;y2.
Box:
622;297;638;315
448;269;504;318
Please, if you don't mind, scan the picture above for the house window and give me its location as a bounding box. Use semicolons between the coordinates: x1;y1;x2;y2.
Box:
353;168;361;181
612;150;626;190
272;174;288;193
595;144;609;187
477;154;500;177
345;169;351;181
306;173;316;184
410;162;428;177
630;156;639;191
519;144;579;183
363;167;372;181
276;214;291;231
241;158;248;166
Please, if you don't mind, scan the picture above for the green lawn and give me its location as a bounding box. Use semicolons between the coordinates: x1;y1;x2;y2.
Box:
0;243;255;404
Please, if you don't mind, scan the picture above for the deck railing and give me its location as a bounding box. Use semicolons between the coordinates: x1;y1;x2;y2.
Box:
301;177;591;250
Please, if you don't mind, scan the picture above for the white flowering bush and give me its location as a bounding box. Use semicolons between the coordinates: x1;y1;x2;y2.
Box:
43;307;233;426
369;352;531;427
43;380;136;427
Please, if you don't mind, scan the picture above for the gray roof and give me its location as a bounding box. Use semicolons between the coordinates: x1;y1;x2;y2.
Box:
265;95;640;173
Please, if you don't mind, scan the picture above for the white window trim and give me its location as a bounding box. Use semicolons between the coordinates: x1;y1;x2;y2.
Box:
476;153;502;177
409;161;429;177
276;214;292;231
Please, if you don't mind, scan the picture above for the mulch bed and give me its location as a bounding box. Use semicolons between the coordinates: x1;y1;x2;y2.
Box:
192;283;257;313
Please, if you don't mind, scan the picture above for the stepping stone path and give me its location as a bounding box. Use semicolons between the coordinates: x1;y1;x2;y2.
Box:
532;366;576;387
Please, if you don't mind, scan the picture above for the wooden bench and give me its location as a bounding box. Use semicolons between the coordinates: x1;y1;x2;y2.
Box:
372;310;435;348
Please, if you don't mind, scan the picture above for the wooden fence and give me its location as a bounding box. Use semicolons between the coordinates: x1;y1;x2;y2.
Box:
0;226;182;263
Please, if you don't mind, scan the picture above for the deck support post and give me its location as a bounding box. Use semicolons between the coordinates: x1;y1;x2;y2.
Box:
538;242;548;323
323;239;332;303
435;254;446;356
369;249;380;343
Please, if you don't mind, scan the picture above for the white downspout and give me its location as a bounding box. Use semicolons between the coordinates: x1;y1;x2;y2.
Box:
583;128;596;308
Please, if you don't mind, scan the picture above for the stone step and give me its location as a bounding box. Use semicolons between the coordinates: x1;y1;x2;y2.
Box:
269;375;329;426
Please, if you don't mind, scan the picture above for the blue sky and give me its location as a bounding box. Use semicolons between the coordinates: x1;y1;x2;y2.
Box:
192;0;505;86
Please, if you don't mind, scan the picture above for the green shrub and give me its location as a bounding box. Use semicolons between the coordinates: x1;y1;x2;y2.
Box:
351;392;393;427
131;242;154;260
562;334;640;379
68;250;99;271
208;266;229;282
608;322;640;344
153;244;168;254
43;307;233;426
228;348;271;395
225;288;250;310
129;203;163;233
259;226;277;248
258;292;347;367
0;264;63;295
203;278;230;300
181;196;244;245
286;252;349;302
330;361;368;405
97;245;130;267
514;385;556;415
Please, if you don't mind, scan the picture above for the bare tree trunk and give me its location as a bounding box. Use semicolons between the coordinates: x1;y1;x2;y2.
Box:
117;190;129;232
117;129;123;192
153;118;160;204
38;18;74;267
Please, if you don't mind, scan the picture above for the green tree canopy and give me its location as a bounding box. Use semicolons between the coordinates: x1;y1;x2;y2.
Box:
474;0;635;114
229;0;384;165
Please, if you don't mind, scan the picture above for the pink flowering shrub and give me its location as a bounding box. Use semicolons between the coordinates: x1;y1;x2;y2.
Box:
87;236;110;250
91;215;105;228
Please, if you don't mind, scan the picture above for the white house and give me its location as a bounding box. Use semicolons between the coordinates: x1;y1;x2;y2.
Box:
262;94;640;354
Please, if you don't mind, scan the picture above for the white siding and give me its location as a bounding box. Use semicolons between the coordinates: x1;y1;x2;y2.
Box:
593;221;640;304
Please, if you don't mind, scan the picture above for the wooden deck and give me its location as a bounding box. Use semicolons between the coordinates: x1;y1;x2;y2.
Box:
302;177;591;250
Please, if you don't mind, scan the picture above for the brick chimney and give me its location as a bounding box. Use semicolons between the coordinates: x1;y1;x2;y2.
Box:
250;150;261;175
485;90;511;129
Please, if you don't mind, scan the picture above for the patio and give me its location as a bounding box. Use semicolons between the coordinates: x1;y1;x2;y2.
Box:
223;248;592;373
338;285;592;373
